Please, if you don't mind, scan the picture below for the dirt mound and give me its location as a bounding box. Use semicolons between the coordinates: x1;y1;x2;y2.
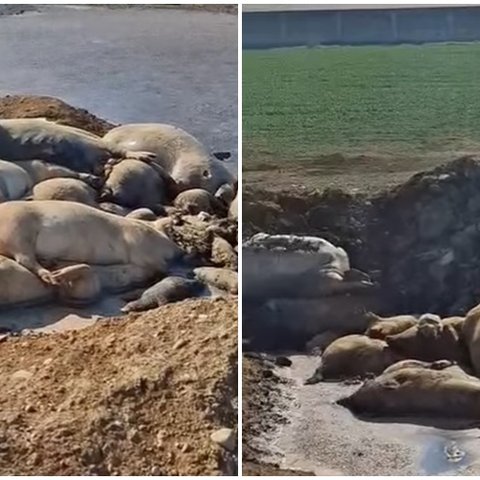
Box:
0;95;115;136
0;297;237;476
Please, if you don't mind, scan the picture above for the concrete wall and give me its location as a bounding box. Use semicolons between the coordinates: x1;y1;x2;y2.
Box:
243;6;480;48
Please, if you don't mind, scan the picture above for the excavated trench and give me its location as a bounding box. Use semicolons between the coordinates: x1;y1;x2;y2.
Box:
242;156;480;475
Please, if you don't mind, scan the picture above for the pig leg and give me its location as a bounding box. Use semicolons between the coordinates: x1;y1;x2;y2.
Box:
13;252;58;286
50;264;92;287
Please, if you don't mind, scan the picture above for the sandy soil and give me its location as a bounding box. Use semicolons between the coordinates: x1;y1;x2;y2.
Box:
0;298;237;476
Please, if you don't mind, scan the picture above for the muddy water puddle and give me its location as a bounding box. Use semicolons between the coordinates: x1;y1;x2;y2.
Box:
0;261;222;335
0;295;124;334
260;354;480;475
0;287;221;335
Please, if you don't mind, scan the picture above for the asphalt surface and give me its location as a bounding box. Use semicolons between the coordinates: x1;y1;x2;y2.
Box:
0;5;238;166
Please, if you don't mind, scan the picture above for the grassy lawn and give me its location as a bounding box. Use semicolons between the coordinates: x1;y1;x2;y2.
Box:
243;43;480;170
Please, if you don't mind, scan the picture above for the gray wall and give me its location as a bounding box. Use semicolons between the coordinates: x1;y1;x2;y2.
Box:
243;7;480;48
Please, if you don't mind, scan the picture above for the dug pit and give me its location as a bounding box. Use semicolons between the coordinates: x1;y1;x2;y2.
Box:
243;156;480;475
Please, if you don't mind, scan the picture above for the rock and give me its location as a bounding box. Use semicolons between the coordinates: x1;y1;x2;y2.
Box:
194;267;238;294
127;428;140;443
29;452;41;465
210;428;235;451
197;212;211;222
173;339;188;350
156;430;166;449
211;236;237;269
81;445;103;465
274;356;292;367
12;370;33;381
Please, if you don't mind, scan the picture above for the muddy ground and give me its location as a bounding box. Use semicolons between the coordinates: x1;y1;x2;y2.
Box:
243;155;480;475
242;356;314;476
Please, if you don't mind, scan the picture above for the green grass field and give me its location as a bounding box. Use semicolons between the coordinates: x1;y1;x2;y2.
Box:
243;43;480;170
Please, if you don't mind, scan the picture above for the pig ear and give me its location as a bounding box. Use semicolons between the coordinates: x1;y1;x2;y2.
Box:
383;379;400;390
304;369;323;385
431;359;454;370
367;325;381;338
443;324;459;339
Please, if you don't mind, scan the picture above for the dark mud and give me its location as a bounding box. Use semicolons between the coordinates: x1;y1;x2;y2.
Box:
242;355;314;476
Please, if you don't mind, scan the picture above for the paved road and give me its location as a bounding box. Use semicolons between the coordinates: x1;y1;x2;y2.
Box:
0;5;238;166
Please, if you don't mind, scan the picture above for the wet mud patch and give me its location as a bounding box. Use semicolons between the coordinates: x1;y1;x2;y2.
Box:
0;295;124;335
242;354;311;476
0;257;223;337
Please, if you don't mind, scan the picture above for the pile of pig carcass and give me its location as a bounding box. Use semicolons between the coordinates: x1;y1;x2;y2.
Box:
0;116;237;314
